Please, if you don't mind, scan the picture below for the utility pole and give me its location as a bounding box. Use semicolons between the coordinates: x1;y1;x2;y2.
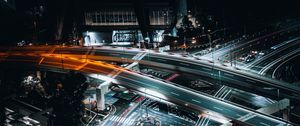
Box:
184;36;187;54
208;34;213;62
230;44;233;67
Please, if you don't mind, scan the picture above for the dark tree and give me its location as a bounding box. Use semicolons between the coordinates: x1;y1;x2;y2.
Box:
0;71;6;126
0;85;5;126
0;100;5;126
51;71;87;126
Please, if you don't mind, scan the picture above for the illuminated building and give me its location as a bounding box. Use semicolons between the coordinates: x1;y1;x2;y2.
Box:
77;0;187;47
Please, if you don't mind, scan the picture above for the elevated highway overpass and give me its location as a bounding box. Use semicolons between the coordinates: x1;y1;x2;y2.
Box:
2;46;299;101
0;48;293;126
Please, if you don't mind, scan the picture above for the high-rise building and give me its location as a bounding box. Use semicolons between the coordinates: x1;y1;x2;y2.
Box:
75;0;186;47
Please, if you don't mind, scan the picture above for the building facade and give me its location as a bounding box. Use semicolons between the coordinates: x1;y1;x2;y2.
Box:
77;0;186;47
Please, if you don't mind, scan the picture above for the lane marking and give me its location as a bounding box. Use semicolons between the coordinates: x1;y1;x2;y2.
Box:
259;122;271;126
192;99;201;104
213;106;224;111
170;92;180;96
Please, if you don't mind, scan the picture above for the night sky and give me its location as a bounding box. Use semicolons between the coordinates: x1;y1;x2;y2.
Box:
190;0;300;26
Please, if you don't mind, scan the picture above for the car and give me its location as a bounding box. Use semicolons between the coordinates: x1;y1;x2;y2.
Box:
245;55;255;63
258;51;265;56
224;60;230;63
251;50;258;54
17;40;26;46
239;54;248;61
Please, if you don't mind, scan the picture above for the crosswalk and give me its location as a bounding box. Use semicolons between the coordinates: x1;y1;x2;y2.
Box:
103;114;137;126
214;85;232;100
132;52;148;60
195;114;211;126
193;86;233;126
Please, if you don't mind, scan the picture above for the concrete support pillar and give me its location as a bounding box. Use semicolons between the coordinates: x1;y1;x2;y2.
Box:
36;71;41;80
96;88;105;111
134;63;140;72
283;108;290;121
96;81;110;111
130;62;140;72
257;98;290;115
225;98;291;126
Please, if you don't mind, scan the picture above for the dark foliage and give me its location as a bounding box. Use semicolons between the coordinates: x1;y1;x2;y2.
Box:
0;99;5;126
51;71;87;126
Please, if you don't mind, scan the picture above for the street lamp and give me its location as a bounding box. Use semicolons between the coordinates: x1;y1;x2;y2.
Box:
184;36;187;54
192;37;196;44
60;43;64;70
207;34;213;62
145;37;150;49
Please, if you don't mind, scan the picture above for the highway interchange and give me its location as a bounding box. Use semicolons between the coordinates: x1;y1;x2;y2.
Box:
0;45;297;125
